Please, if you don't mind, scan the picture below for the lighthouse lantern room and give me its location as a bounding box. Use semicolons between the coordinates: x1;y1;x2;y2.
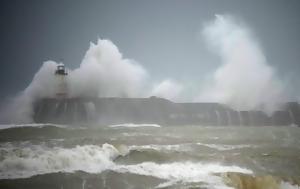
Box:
55;63;68;98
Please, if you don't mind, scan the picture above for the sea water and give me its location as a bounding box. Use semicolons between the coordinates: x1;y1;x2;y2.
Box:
0;124;299;189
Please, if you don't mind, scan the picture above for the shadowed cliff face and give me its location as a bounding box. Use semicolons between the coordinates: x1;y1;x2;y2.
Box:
33;97;300;126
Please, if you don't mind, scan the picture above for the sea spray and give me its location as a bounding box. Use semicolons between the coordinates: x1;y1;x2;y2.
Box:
198;14;286;114
0;125;300;188
0;39;183;123
0;15;290;123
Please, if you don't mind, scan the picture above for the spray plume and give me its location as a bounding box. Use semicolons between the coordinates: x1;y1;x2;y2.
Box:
69;39;148;98
0;39;179;123
197;14;286;113
150;79;183;101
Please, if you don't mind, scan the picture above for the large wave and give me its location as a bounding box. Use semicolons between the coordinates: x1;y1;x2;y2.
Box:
0;142;250;188
109;123;161;128
0;143;119;179
0;142;299;189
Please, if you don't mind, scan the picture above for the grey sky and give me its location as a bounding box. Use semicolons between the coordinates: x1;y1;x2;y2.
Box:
1;0;300;99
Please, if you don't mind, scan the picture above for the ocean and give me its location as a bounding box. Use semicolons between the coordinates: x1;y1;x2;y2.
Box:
0;124;299;189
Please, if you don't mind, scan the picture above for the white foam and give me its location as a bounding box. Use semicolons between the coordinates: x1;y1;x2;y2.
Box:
0;143;120;179
129;144;191;152
115;162;252;188
0;142;254;188
197;142;253;151
0;123;68;130
109;123;161;128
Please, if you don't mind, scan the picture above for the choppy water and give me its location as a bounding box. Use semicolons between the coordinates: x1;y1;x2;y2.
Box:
0;124;299;189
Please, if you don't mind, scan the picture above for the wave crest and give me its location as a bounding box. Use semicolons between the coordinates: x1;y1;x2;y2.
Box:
109;123;161;128
0;143;121;179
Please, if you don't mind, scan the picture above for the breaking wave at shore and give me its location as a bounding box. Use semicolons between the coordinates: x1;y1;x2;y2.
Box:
0;142;253;189
0;123;68;130
0;125;299;188
109;123;161;128
0;143;118;179
0;141;299;189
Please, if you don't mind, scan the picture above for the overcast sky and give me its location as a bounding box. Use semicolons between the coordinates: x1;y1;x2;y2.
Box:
1;0;300;99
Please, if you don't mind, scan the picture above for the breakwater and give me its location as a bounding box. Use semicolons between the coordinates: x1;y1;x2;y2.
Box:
33;97;300;126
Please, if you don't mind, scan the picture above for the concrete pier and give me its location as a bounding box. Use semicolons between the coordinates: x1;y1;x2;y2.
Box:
33;97;300;126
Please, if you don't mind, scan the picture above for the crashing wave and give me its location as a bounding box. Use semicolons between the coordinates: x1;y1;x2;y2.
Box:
0;123;68;130
1;142;299;189
0;143;120;179
109;123;161;128
196;142;254;151
115;162;252;189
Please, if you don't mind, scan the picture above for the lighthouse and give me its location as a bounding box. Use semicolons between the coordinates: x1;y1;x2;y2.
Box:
55;63;68;98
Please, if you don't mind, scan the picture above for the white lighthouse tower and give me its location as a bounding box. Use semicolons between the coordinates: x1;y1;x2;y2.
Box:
55;63;68;98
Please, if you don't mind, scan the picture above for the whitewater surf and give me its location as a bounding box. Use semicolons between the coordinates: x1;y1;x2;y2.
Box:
0;124;299;189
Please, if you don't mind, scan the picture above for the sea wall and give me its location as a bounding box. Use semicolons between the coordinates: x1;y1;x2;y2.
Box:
33;97;300;126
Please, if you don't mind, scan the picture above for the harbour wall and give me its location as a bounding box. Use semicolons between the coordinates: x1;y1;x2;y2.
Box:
33;97;300;126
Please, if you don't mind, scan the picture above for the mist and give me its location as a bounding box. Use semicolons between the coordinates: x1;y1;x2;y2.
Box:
0;61;60;123
150;79;183;101
197;14;286;113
